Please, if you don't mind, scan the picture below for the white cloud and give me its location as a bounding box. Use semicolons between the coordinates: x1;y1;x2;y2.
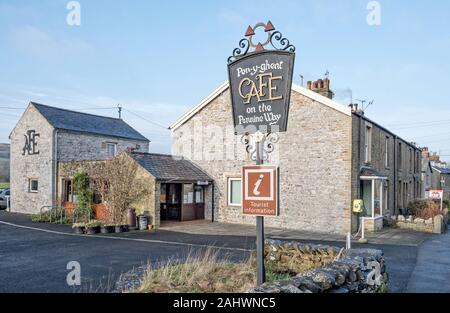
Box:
10;25;94;59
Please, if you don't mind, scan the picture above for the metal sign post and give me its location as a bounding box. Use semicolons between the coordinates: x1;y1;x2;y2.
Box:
227;21;295;287
255;138;265;285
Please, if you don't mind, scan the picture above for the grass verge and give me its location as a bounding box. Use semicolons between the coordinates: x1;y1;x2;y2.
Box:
129;249;294;293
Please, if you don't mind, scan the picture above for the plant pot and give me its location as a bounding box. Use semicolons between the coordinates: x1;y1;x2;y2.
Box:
100;225;115;234
86;226;100;235
148;224;154;230
73;226;85;234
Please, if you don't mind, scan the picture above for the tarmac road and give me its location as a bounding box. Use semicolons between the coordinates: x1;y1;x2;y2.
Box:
0;211;418;293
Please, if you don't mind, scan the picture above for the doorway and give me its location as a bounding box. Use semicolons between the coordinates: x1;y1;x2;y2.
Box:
160;183;182;221
160;182;206;222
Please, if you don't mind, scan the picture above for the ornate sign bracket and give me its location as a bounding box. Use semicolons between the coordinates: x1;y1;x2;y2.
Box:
241;131;279;162
227;21;296;64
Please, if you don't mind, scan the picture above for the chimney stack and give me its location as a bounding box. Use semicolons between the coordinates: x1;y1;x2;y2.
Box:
307;77;334;99
421;147;430;159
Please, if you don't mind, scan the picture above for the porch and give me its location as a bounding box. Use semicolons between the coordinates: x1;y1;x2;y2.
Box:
359;167;388;232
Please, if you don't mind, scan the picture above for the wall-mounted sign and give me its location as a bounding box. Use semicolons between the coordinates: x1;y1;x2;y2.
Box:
22;130;40;155
242;165;278;216
429;189;443;200
227;21;295;134
352;199;364;213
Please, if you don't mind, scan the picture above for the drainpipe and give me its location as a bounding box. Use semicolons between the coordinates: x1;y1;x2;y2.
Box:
53;129;59;207
211;181;215;222
393;135;398;215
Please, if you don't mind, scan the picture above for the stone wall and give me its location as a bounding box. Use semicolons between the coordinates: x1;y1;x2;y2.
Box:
172;87;353;234
393;213;448;234
248;239;388;293
57;131;149;162
10;105;55;214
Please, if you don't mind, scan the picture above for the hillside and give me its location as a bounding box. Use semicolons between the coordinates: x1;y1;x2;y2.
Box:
0;143;10;183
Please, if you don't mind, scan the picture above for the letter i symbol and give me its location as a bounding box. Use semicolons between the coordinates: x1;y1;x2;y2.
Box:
253;174;264;196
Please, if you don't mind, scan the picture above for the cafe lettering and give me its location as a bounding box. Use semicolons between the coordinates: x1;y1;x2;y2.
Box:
228;50;295;133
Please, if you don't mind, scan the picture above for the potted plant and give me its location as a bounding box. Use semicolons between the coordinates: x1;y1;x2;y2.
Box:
72;222;86;234
100;224;115;234
85;221;102;235
114;224;123;233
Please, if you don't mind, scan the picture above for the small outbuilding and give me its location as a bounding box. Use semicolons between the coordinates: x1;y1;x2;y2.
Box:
58;151;213;227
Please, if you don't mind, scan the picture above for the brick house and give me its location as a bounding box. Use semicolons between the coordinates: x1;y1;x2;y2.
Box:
170;78;422;234
9;102;150;214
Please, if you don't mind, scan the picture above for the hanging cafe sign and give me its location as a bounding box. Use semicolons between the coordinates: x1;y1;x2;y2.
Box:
227;21;295;134
227;21;296;287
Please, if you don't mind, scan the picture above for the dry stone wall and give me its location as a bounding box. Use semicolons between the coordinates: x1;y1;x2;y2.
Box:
391;212;448;234
248;239;388;293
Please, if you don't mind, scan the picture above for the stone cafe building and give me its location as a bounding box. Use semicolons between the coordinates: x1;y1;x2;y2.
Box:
9;102;212;228
9;80;422;233
170;77;422;234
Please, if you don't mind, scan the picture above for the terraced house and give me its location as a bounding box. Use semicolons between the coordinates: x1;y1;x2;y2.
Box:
170;77;422;234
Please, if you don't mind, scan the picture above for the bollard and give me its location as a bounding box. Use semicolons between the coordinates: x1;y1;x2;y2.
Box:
358;217;368;244
346;232;351;249
6;195;10;212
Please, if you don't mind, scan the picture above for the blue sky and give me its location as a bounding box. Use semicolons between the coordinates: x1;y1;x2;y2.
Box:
0;0;449;160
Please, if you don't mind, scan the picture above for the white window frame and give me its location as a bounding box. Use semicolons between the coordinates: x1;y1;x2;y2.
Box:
106;142;117;157
385;136;389;169
29;179;39;193
364;123;372;164
227;177;242;207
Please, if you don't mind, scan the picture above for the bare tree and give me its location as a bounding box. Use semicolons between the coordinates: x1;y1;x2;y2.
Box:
88;155;150;224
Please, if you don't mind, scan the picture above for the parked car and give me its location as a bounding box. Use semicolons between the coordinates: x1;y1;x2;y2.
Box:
0;189;10;209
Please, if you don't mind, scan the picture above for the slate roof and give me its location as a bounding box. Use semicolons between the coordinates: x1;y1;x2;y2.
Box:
31;102;149;142
130;152;212;182
432;165;450;175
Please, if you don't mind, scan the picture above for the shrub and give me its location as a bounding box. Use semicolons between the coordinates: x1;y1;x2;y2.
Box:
31;208;72;224
72;222;86;228
443;199;449;209
86;220;103;228
74;171;92;211
407;199;429;216
415;200;442;220
72;207;93;223
31;212;51;223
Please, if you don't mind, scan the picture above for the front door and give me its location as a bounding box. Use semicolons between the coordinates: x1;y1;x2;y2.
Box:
160;183;182;221
181;183;205;221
